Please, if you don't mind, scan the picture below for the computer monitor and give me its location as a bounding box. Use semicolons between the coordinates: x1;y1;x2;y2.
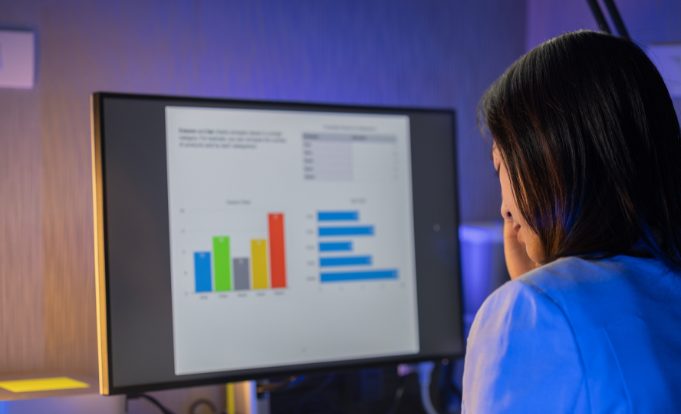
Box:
91;92;463;395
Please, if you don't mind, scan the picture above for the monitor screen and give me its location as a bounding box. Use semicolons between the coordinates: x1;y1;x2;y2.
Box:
91;92;463;395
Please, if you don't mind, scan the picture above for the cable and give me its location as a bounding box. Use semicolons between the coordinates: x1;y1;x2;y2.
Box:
602;0;631;39
189;398;218;414
293;373;337;413
418;362;440;414
443;358;462;400
386;371;410;414
586;0;612;34
126;394;176;414
256;376;301;394
439;358;464;413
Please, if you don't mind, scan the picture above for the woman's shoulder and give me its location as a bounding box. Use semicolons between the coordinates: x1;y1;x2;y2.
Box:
464;262;589;412
476;255;625;322
466;255;681;412
514;255;681;312
521;254;641;289
475;253;681;372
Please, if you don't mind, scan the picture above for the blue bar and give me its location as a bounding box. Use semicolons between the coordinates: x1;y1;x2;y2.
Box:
317;211;359;221
319;241;353;252
194;252;212;293
320;256;372;267
318;226;374;237
320;269;398;283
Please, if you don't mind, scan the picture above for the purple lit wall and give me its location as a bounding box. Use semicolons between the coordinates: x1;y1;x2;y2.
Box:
527;0;681;117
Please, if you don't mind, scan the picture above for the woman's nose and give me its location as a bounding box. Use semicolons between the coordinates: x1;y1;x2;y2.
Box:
500;204;513;220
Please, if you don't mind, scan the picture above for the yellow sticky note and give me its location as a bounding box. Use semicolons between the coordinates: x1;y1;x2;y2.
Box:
0;377;89;393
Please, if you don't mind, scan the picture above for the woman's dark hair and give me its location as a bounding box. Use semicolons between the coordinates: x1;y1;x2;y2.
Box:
480;30;681;268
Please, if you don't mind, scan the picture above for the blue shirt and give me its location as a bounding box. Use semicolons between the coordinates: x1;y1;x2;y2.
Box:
462;255;681;413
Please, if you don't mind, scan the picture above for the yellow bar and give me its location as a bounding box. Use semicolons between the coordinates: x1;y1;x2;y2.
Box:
251;239;269;289
0;377;89;393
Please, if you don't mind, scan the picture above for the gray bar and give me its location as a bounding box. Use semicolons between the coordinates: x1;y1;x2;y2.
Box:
303;133;396;143
233;257;251;290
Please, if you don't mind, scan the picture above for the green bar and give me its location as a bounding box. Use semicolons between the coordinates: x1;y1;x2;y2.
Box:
213;236;232;291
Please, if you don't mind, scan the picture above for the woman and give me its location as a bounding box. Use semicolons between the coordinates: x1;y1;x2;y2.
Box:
462;30;681;412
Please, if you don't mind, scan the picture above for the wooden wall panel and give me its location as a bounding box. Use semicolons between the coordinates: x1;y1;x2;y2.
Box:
40;88;97;374
0;90;44;373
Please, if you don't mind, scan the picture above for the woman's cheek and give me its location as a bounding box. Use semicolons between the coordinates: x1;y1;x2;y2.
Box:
526;233;545;264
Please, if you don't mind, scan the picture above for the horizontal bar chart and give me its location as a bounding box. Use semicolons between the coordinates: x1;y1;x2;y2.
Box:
318;226;374;237
319;241;353;252
320;269;398;283
316;209;400;283
319;256;372;267
317;211;359;221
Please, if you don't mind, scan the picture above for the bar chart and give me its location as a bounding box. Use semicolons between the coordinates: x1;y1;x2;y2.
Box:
193;213;287;293
317;210;399;283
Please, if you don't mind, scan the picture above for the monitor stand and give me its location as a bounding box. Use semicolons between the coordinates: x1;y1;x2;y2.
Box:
230;381;270;414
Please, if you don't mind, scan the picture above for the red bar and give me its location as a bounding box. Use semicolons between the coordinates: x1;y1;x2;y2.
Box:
268;213;287;288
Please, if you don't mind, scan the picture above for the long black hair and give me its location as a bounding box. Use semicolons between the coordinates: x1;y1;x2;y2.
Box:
480;30;681;269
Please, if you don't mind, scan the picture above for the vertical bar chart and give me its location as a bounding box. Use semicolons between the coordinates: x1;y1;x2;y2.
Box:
317;210;399;283
268;213;287;289
233;258;250;291
213;237;232;291
194;252;213;292
251;239;269;290
192;213;287;293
